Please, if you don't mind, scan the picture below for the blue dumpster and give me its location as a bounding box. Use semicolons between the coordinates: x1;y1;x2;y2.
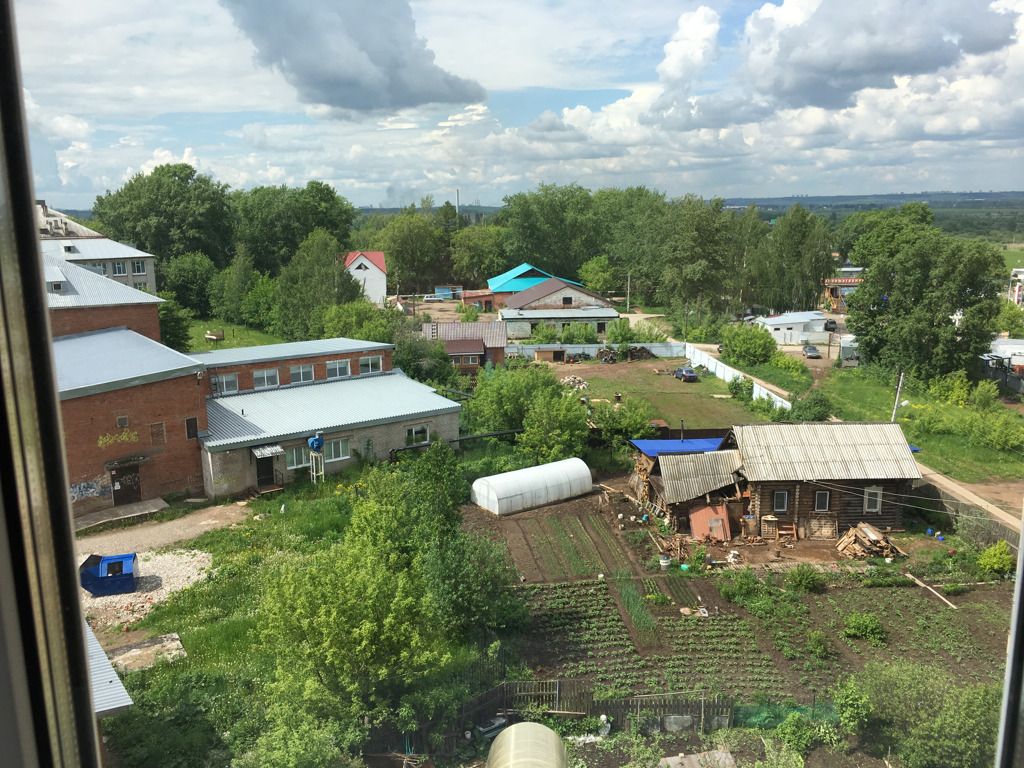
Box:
79;553;139;596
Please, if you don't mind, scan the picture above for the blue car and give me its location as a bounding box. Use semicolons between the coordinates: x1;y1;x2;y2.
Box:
674;366;698;382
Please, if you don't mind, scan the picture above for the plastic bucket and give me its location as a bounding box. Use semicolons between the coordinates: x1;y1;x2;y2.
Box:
659;554;671;570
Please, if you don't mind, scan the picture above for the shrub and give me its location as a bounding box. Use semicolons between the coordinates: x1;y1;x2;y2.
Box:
789;391;834;422
806;629;834;660
460;306;479;323
561;322;598;344
769;350;807;374
942;583;969;596
528;322;559;343
687;544;708;570
727;376;754;402
775;712;816;756
606;318;634;344
841;611;886;647
978;540;1015;574
832;676;869;735
785;563;826;593
720;323;776;365
718;566;763;603
631;319;668;343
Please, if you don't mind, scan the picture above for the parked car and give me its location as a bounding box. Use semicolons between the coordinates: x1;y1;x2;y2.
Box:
674;366;699;381
824;319;837;332
802;345;821;359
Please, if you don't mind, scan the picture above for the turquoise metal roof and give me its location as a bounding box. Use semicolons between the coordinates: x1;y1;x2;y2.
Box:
486;263;581;293
203;371;460;450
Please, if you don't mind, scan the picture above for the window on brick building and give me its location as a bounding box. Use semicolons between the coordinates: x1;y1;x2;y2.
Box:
406;425;429;445
185;417;198;439
562;296;572;305
116;415;129;428
325;360;350;378
325;438;350;462
253;368;279;389
359;355;381;375
286;446;309;469
149;422;166;445
289;364;314;383
215;374;238;394
91;261;107;275
133;282;148;291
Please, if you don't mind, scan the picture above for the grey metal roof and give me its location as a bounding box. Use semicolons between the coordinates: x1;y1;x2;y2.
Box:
42;254;163;309
499;308;620;320
422;322;507;347
755;311;825;326
36;204;103;237
504;278;610;309
204;371;460;451
40;237;153;264
657;450;742;503
189;337;393;367
84;622;132;718
727;423;921;483
53;327;204;400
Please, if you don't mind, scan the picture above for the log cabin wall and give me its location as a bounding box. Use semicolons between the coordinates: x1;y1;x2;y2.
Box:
752;479;907;537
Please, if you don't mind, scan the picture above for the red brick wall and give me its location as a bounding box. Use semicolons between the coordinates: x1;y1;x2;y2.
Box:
50;304;161;342
61;374;208;515
205;349;394;390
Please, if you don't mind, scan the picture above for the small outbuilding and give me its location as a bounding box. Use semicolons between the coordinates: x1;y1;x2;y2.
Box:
471;458;593;516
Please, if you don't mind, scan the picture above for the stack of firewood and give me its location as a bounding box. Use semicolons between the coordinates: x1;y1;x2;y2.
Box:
560;375;588;390
836;522;908;560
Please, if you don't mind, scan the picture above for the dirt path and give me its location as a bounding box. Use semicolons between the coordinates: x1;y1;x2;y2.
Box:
75;503;250;558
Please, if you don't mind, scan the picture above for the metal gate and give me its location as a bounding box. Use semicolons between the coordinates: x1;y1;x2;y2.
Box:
808;514;838;540
110;465;141;506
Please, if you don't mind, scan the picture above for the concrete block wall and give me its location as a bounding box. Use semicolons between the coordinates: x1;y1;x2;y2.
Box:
520;285;610;310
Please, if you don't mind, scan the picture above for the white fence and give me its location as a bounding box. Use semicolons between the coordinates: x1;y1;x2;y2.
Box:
684;344;791;410
507;342;686;357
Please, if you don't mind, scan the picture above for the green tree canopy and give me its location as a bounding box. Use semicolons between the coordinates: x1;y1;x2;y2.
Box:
162;251;217;316
501;183;599;279
465;364;563;432
750;204;834;313
156;291;193;352
577;255;617;295
516;390;590;465
451;224;510;285
92;163;233;267
720;322;776;365
372;205;440;293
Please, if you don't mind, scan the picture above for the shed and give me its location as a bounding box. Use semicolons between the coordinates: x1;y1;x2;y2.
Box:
79;553;139;596
688;504;732;541
471;458;592;515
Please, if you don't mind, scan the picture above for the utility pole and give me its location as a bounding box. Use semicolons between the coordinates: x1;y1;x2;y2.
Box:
890;368;905;422
626;272;631;314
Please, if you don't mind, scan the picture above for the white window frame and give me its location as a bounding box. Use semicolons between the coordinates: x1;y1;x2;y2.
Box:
773;490;789;513
216;374;238;394
91;261;107;276
289;364;314;383
464;355;479;365
864;485;883;514
814;490;830;512
324;438;350;463
326;359;350;379
253;368;279;389
286;446;309;469
131;260;146;275
406;425;429;446
112;261;127;276
360;355;382;375
133;282;148;291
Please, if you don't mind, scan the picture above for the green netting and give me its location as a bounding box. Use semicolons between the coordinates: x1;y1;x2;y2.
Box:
732;702;837;730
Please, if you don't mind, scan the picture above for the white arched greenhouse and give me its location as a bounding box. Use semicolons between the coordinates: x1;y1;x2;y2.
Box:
470;458;593;516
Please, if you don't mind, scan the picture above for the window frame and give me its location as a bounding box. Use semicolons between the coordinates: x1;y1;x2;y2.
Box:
289;364;314;383
185;417;198;440
131;260;146;275
464;355;479;365
562;296;573;306
91;261;107;276
286;446;309;469
359;355;382;375
406;425;429;446
216;373;239;394
133;281;148;291
324;438;351;463
325;359;350;379
253;368;279;389
112;260;127;276
772;490;789;513
814;490;830;512
864;485;883;514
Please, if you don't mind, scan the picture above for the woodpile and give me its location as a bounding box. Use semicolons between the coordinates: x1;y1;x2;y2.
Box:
628;346;659;361
561;374;588;390
836;522;908;560
657;533;689;561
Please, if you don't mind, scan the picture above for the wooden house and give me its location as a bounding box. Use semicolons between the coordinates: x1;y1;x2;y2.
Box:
720;422;920;540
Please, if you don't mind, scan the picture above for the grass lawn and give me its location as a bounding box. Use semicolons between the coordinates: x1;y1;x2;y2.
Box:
725;359;814;399
818;367;1024;483
1005;244;1024;271
576;359;765;428
187;319;284;352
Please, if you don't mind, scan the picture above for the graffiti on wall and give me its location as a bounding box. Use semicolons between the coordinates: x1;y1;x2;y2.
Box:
69;481;99;500
97;428;139;449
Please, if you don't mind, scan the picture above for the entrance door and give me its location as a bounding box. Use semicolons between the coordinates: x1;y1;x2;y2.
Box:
110;466;141;506
256;456;275;488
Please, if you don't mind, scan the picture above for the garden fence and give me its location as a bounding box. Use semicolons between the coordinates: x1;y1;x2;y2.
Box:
912;479;1021;552
732;700;836;730
684;343;792;410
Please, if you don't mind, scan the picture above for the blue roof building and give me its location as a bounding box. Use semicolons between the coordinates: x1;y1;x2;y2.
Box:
487;263;581;294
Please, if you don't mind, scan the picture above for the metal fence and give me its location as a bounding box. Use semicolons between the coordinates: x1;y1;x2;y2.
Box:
684;344;792;410
506;342;686;358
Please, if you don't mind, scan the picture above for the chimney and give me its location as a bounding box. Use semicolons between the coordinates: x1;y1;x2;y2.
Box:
680;419;685;443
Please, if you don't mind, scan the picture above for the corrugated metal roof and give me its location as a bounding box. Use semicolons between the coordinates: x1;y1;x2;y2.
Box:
657;450;742;503
499;308;620;320
84;622;132;718
54;327;204;399
504;278;609;309
204;371;460;450
42;254;163;308
754;311;825;326
189;337;393;367
727;423;921;482
422;322;507;347
40;237;152;264
445;338;485;354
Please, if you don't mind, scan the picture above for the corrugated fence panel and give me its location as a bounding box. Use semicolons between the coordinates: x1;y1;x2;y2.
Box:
685;344;791;410
507;342;686;357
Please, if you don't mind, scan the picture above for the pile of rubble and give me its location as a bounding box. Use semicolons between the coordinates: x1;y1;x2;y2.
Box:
628;346;659;361
561;374;588;390
836;522;908;560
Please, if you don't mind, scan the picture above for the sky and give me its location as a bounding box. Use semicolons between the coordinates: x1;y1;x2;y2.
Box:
14;0;1024;210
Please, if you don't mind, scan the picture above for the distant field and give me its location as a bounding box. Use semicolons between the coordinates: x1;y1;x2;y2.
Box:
1005;244;1024;271
187;319;283;352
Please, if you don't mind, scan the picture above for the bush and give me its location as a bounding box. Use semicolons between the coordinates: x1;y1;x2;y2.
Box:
606;318;634;344
721;323;776;365
631;319;668;343
727;376;754;402
832;677;869;735
775;712;816;756
806;630;834;660
528;322;559;343
789;391;834;422
785;563;826;593
718;566;764;603
561;322;598;344
941;583;970;596
978;540;1015;574
841;611;886;646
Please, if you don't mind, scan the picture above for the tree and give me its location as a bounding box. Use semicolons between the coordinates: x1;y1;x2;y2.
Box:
578;255;617;295
996;298;1024;338
501;183;599;279
788;391;834;422
157;292;193;352
847;205;1005;379
212;247;258;324
465;364;563;432
606;318;634;344
516;391;589;464
750;204;834;313
720;323;776;365
241;272;279;332
451;224;510;285
92;163;233;268
561;322;598;344
591;398;657;454
528;322;560;343
590;186;671;304
162;251;217;316
372;206;440;293
276;229;363;341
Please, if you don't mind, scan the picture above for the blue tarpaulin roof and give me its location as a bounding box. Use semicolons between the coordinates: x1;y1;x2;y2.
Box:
630;438;724;456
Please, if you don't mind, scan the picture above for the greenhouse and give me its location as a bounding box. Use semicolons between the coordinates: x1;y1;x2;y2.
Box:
470;458;593;516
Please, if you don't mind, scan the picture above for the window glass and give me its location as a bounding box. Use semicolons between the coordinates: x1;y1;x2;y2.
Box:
406;425;429;445
253;368;279;389
216;374;238;393
773;490;788;512
289;364;314;383
359;355;382;375
450;356;461;365
112;261;127;275
325;438;350;462
185;417;198;439
286;446;309;469
91;261;107;275
562;296;572;305
865;486;882;513
326;360;350;378
131;260;146;274
814;490;830;512
133;282;148;290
